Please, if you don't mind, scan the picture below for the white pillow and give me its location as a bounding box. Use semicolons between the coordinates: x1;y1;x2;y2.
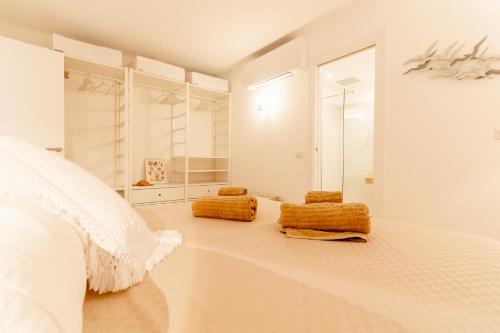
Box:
0;199;86;333
0;137;182;293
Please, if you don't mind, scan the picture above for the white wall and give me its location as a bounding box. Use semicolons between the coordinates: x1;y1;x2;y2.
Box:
0;20;51;48
0;19;136;66
231;69;311;202
230;0;500;240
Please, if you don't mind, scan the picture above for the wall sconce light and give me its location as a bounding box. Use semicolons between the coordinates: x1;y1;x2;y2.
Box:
255;93;268;112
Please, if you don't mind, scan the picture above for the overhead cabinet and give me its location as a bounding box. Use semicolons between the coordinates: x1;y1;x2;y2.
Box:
131;56;185;82
188;71;229;92
53;34;122;67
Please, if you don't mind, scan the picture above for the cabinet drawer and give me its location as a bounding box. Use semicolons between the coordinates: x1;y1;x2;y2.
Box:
130;186;184;204
187;184;224;199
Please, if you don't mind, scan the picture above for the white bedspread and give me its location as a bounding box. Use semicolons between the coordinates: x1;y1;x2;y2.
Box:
87;198;500;332
0;200;86;333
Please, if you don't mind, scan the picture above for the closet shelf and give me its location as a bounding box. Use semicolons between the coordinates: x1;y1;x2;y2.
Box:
131;183;185;190
189;84;229;100
173;155;229;159
174;169;229;173
133;70;185;91
187;182;228;186
65;55;123;80
171;113;186;120
168;127;186;134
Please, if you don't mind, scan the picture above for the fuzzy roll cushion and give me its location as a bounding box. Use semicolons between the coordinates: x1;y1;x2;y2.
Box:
0;137;182;293
192;196;258;222
305;191;343;204
279;202;370;234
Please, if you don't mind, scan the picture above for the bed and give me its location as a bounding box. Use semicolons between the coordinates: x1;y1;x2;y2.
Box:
83;198;500;333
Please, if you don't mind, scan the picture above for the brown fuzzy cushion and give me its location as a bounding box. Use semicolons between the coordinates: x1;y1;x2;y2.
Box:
279;203;370;233
305;191;343;204
218;187;248;196
192;196;257;222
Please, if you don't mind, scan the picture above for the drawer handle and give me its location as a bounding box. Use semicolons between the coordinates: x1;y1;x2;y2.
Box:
158;193;162;196
46;147;63;152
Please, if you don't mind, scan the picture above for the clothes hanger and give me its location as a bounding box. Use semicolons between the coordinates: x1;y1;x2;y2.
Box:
194;100;213;111
105;82;117;96
158;90;185;105
78;73;92;91
89;76;106;93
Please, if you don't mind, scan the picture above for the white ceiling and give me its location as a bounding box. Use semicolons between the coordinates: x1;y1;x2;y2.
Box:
0;0;352;75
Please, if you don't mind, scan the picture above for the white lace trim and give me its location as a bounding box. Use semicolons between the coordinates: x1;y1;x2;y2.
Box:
0;137;182;293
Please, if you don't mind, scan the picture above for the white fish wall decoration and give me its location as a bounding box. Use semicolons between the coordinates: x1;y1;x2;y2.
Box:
403;36;500;80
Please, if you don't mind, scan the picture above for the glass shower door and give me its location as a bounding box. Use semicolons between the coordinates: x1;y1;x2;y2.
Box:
318;47;375;208
342;86;374;205
320;89;345;193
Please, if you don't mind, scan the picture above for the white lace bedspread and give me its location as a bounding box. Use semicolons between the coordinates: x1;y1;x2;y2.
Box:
0;137;182;293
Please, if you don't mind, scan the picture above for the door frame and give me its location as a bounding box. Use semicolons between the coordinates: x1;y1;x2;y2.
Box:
310;29;386;217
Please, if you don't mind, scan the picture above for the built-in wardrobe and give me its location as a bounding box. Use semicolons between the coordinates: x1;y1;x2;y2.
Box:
64;56;129;197
1;34;231;205
63;55;231;205
129;71;230;205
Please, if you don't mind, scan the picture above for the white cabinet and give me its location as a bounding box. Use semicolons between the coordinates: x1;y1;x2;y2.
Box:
130;185;185;205
131;56;185;82
188;72;229;92
53;34;122;67
0;36;64;152
187;184;225;199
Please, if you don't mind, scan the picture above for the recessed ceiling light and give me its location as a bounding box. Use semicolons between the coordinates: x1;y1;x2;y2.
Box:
335;77;361;86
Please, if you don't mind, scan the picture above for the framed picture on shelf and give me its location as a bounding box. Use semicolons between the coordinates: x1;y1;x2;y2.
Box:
144;159;167;184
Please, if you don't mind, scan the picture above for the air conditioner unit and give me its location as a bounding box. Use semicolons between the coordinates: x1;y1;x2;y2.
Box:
242;37;308;89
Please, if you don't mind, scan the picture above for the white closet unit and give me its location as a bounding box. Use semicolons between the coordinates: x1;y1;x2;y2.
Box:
63;55;129;199
128;69;188;205
129;72;231;205
181;85;231;200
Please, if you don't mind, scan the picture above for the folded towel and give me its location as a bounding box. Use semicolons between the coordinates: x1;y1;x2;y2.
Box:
192;196;257;222
305;191;343;204
218;187;248;196
279;203;370;233
279;226;368;242
134;179;153;186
